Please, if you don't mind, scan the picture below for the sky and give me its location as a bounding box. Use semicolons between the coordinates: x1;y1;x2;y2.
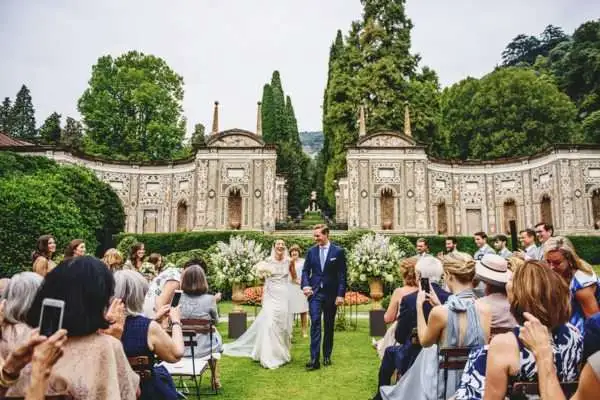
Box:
1;0;598;133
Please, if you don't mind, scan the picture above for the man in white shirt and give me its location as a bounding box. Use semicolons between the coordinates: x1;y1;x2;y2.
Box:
493;234;512;259
515;228;540;260
473;231;496;261
415;238;430;257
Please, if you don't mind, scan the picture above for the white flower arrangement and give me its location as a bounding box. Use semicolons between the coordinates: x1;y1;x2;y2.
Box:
254;261;274;279
210;235;268;286
348;233;405;283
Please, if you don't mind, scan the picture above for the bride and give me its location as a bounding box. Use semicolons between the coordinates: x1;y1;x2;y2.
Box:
223;239;293;369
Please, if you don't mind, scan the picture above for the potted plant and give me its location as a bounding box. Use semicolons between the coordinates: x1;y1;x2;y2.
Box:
348;233;405;309
210;235;267;312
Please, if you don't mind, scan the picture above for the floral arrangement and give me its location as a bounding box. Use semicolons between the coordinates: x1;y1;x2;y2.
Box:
243;286;264;305
348;233;405;284
254;261;274;280
210;235;267;287
344;291;370;305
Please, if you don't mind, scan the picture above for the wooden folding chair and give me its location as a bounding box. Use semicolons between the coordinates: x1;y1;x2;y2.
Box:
162;318;219;397
438;347;474;400
128;355;153;381
508;380;579;399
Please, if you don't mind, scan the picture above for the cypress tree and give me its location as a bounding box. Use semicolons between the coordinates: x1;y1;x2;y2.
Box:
11;85;36;140
0;97;12;134
39;112;62;145
261;84;275;142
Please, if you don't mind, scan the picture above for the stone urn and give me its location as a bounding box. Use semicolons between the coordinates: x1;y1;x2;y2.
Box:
231;283;246;313
368;277;384;310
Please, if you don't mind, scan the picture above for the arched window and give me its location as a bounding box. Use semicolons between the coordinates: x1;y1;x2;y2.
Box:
228;188;242;230
176;201;188;232
437;202;448;235
503;199;518;234
593;189;600;229
540;195;553;226
380;188;394;230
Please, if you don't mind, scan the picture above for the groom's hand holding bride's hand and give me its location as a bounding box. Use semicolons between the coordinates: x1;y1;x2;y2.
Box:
335;297;344;306
302;287;313;297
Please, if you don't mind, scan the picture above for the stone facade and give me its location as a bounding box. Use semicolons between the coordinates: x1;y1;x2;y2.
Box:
337;130;600;235
8;128;286;233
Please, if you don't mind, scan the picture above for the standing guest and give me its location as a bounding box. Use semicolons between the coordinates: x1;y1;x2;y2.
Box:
534;222;554;245
102;248;124;271
444;237;459;255
0;272;43;357
179;263;223;390
454;260;582;400
63;239;86;259
372;256;450;400
288;245;309;338
439;237;472;262
515;228;539;260
124;242;146;271
32;235;57;276
492;234;512;259
473;232;495;261
10;256;140;398
415;238;430;258
143;263;181;319
475;254;517;329
379;258;491;400
114;270;183;400
376;257;419;359
543;236;600;334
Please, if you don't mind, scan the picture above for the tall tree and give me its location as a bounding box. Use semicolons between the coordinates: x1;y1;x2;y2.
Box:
78;51;186;161
11;85;36;140
502;25;569;67
61;117;84;149
269;71;287;142
437;68;579;160
190;123;206;149
0;97;12;134
261;84;275;143
38;112;62;145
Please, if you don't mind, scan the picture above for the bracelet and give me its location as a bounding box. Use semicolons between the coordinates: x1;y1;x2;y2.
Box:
0;365;20;388
171;321;182;327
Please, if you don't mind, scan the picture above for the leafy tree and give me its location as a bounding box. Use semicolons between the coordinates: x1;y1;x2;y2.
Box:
61;117;84;149
502;25;568;67
583;110;600;143
10;85;36;140
78;51;186;161
191;123;206;149
38;112;62;145
0;97;12;134
438;68;579;160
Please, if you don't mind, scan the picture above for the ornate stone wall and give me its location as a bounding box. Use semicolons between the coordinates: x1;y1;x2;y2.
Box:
12;129;285;233
342;132;600;235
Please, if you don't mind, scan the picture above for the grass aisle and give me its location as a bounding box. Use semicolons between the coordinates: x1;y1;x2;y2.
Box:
210;319;379;399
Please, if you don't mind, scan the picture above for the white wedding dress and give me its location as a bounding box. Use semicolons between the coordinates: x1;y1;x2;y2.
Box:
223;257;293;369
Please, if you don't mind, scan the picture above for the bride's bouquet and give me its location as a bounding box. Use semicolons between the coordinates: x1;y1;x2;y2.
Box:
254;261;274;280
348;233;405;284
211;235;267;287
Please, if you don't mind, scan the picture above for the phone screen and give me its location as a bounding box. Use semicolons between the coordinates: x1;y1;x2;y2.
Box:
171;291;182;308
40;304;63;337
420;277;430;294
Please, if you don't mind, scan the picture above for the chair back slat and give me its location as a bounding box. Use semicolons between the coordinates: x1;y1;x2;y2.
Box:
438;347;474;400
181;318;215;334
128;355;153;380
6;396;71;400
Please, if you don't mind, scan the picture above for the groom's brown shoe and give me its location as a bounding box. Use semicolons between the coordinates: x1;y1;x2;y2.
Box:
305;360;320;371
323;357;332;366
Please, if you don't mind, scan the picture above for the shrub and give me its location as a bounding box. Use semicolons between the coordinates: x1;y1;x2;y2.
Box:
116;236;138;260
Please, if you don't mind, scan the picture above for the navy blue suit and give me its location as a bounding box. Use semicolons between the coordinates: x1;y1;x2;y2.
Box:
301;243;347;362
374;283;450;398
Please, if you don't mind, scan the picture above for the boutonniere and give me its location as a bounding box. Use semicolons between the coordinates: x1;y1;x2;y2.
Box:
330;257;337;261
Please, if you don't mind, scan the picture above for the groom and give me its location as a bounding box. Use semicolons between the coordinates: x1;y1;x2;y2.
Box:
302;224;347;370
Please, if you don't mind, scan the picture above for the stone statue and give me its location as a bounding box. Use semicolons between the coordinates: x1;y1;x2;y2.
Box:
306;191;320;213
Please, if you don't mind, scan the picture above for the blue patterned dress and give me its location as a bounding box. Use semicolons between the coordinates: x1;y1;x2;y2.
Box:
454;323;582;400
570;270;600;334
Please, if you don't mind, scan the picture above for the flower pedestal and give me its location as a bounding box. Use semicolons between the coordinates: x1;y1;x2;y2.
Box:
228;283;247;339
368;278;386;337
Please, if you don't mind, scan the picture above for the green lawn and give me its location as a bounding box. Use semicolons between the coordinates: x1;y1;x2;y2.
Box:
217;301;373;316
180;319;380;399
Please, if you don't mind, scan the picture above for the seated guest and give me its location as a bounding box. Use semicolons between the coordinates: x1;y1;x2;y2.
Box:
454;260;582;400
543;236;600;333
475;254;517;329
143;262;181;319
102;248;124;271
376;257;419;359
379;257;491;400
179;262;224;389
492;234;512;259
63;239;86;260
32;234;57;277
7;256;140;399
519;313;599;400
114;270;183;400
0;272;43;357
372;256;449;400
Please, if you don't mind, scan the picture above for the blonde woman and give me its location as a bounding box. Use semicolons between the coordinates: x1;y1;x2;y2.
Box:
102;248;124;271
543;236;600;333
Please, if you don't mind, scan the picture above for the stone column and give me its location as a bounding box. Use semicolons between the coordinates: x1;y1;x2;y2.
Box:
194;159;209;229
253;160;263;229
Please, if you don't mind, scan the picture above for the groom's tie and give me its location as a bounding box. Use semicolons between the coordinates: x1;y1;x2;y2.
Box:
319;247;326;271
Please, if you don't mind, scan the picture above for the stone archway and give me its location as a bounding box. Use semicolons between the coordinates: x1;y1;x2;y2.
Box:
228;188;242;230
540;195;553;226
380;188;394;230
593;189;600;229
503;199;518;234
176;201;188;232
437;201;448;235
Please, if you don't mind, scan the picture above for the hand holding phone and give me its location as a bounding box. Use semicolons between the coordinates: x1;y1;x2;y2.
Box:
420;277;430;294
171;290;183;308
39;298;65;337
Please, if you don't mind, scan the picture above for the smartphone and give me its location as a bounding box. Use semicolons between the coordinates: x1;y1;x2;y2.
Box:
420;277;430;294
39;298;65;337
171;290;183;308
